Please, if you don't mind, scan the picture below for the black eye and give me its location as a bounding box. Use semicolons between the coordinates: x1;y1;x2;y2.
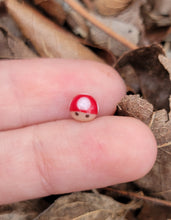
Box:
85;114;90;118
75;112;79;116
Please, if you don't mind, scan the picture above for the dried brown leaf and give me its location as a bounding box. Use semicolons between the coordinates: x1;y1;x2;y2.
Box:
115;0;144;32
163;31;171;58
0;14;23;38
0;25;37;59
82;42;116;66
34;192;141;220
0;199;48;220
140;0;171;44
33;0;66;25
94;0;133;16
88;13;139;56
117;65;140;93
143;28;171;46
150;101;171;148
47;0;89;38
0;1;7;15
63;0;137;50
136;202;171;220
117;95;153;125
159;54;171;80
115;44;171;111
54;0;138;54
144;110;171;197
74;209;115;220
141;0;171;30
153;0;171;17
118;94;171;150
66;10;89;38
56;0;139;54
5;0;103;62
118;95;171;200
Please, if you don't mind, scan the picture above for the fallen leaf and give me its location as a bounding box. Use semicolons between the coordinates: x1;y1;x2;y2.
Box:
115;0;144;32
158;54;171;80
115;44;171;111
152;0;171;17
140;0;171;44
143;28;171;46
0;25;37;59
0;199;48;220
82;41;116;66
54;0;139;56
163;41;171;59
34;192;142;220
49;0;89;39
0;14;23;39
141;0;171;30
150;99;171;147
117;95;171;200
88;13;139;56
0;1;6;15
136;202;171;220
54;0;138;52
66;9;89;38
93;0;133;16
5;0;103;62
116;64;140;93
33;0;66;25
117;95;153;125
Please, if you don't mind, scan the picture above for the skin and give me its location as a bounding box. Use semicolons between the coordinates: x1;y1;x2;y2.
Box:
0;59;157;204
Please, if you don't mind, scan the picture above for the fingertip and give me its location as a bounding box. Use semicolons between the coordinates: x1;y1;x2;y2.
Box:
0;116;157;204
60;59;126;116
87;60;126;99
119;117;157;181
84;116;157;185
62;116;157;187
134;118;158;177
0;59;126;130
79;60;126;115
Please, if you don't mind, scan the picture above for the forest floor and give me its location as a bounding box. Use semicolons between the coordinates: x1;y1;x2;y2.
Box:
0;0;171;219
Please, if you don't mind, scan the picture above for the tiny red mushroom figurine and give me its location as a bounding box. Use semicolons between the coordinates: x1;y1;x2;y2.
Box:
70;94;98;122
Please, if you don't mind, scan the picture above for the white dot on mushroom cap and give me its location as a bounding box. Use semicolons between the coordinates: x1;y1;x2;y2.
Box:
77;97;91;111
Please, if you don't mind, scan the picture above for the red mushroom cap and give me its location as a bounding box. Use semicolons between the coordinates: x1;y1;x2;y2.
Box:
70;94;98;114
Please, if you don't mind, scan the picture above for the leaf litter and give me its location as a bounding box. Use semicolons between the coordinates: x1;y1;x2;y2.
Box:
0;0;171;219
34;192;142;220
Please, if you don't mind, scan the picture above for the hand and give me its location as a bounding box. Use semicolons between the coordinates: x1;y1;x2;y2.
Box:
0;59;157;204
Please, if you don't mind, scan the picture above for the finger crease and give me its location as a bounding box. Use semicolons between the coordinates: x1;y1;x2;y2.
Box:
31;126;54;195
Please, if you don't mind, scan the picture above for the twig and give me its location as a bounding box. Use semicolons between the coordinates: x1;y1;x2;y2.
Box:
158;141;171;148
105;187;171;207
63;0;138;50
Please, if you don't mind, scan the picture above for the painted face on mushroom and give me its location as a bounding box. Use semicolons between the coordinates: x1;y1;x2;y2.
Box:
70;94;98;122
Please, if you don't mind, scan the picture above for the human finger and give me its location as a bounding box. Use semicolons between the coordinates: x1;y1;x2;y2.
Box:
0;116;157;204
0;59;125;130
